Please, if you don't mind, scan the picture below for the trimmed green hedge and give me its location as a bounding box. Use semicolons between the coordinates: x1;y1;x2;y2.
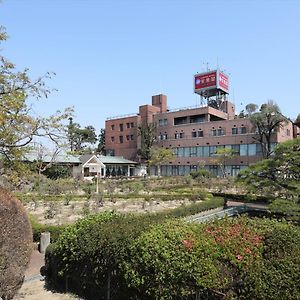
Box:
45;215;300;300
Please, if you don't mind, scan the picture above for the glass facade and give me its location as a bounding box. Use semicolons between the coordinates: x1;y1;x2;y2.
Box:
172;143;275;158
159;164;248;177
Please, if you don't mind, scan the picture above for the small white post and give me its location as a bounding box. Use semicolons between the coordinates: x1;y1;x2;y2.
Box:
40;232;50;254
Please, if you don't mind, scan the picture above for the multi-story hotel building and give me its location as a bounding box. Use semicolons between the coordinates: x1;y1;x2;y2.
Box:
105;71;295;176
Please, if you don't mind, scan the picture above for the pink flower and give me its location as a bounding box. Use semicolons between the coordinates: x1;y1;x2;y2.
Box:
183;239;193;250
236;254;243;261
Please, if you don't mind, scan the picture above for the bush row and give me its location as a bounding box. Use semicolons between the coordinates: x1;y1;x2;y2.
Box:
45;200;300;299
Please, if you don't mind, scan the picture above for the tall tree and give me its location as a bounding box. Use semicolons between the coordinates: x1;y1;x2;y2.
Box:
149;147;175;177
0;26;72;165
250;101;287;158
97;128;106;155
137;123;157;161
67;119;97;152
245;103;258;116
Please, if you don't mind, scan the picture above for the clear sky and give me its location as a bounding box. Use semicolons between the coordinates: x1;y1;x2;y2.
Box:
1;0;300;133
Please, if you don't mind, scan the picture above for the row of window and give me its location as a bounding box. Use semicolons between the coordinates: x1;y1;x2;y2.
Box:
152;165;248;177
173;143;276;157
111;135;134;143
111;122;135;132
158;127;248;141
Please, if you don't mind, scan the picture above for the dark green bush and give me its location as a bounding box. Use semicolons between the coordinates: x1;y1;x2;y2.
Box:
190;169;213;179
45;198;224;299
268;199;300;222
45;209;300;300
240;221;300;300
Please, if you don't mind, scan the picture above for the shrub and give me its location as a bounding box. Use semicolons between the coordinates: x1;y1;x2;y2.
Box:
0;188;32;300
268;199;300;222
190;169;212;179
123;220;221;299
44;198;225;298
240;221;300;300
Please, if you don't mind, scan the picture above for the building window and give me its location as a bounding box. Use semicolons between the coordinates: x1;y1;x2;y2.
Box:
190;147;197;157
286;129;290;136
159;119;168;126
119;124;123;132
231;144;240;155
231;165;241;176
111;124;115;131
217;128;225;136
126;135;134;141
209;146;217;156
192;130;203;138
178;147;184;157
232;127;238;135
111;136;115;142
159;134;168;140
256;144;263;156
174;116;188;125
240;144;248;156
248;144;256;156
211;128;225;136
126;122;134;128
239;127;247;134
119;136;123;143
175;132;184;139
203;146;210;157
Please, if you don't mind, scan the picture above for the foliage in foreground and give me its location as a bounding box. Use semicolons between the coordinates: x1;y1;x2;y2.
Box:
0;188;32;300
45;211;300;300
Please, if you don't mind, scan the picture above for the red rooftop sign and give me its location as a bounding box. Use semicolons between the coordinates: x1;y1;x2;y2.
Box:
194;70;229;94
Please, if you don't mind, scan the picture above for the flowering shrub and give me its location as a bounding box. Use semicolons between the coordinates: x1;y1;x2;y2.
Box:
204;218;263;269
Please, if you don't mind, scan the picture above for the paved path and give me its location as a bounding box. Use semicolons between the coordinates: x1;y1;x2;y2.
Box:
23;250;45;282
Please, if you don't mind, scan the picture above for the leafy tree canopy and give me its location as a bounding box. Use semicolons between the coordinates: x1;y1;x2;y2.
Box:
149;146;175;176
237;138;300;199
0;26;72;168
137;123;156;161
250;100;287;158
67;117;97;152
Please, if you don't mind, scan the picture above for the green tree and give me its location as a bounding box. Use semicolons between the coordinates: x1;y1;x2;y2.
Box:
295;113;300;125
137;123;156;161
97;128;106;155
245;103;258;115
149;146;175;177
67;118;97;152
250;101;287;158
0;26;72;167
237;138;300;199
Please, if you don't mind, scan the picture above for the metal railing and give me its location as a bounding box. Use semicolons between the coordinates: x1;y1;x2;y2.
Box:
186;204;268;223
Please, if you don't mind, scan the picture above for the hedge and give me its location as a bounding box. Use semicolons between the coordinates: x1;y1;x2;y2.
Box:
44;197;224;299
0;188;32;300
45;215;300;300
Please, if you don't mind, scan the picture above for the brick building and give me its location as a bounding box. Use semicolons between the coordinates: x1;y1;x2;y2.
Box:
105;93;294;177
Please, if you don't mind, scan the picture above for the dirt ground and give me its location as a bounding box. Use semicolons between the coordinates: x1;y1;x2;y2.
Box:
14;280;80;300
24;198;191;225
14;250;81;300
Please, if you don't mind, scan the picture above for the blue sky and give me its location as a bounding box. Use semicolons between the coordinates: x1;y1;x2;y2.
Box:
1;0;300;133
